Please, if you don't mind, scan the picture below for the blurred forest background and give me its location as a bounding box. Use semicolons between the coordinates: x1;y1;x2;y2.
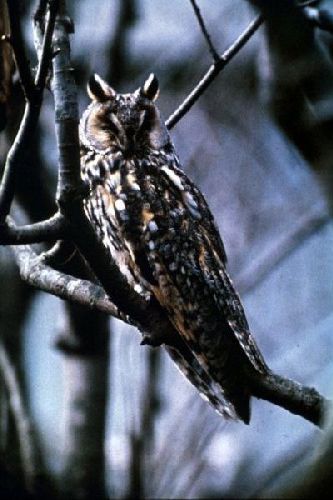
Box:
1;0;333;498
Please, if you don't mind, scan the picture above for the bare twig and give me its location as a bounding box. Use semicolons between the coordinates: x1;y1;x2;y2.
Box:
298;0;319;7
188;0;220;62
0;340;45;492
167;1;332;130
166;14;264;129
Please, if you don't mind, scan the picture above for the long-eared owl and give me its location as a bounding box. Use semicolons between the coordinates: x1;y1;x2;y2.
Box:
79;73;269;424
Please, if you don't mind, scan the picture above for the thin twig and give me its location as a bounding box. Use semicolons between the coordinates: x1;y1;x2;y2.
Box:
166;14;264;129
0;340;44;492
188;0;220;62
298;0;320;7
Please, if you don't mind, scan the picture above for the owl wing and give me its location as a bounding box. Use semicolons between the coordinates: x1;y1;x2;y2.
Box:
165;342;237;419
82;151;267;421
130;162;269;422
148;163;268;373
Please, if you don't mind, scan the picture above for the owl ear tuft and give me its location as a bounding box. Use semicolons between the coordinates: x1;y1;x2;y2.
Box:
141;73;159;101
87;74;116;102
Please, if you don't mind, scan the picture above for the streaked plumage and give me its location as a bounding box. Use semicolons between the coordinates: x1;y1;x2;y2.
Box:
79;73;269;423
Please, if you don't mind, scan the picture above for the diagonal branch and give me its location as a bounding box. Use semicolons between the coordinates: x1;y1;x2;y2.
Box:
12;244;132;324
166;14;264;130
188;0;220;62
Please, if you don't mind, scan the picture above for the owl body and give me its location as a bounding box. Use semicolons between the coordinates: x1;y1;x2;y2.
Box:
79;74;268;423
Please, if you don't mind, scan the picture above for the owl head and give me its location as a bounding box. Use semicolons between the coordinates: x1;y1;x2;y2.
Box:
79;73;170;154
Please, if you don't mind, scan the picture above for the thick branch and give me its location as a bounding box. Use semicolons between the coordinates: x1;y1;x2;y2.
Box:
247;369;328;427
11;244;131;323
166;14;264;130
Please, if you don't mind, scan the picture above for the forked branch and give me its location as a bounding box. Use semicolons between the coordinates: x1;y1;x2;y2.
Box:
165;14;264;129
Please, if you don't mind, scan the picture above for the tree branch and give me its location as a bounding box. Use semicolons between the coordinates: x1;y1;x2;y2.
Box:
167;0;331;131
11;243;132;324
188;0;220;62
247;369;328;428
165;14;264;130
0;212;67;244
0;0;58;222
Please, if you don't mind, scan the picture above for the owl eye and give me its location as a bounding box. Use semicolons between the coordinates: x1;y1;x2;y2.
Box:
139;108;155;133
100;113;121;135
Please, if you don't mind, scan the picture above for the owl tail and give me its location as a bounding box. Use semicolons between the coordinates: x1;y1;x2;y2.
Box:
165;339;252;424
